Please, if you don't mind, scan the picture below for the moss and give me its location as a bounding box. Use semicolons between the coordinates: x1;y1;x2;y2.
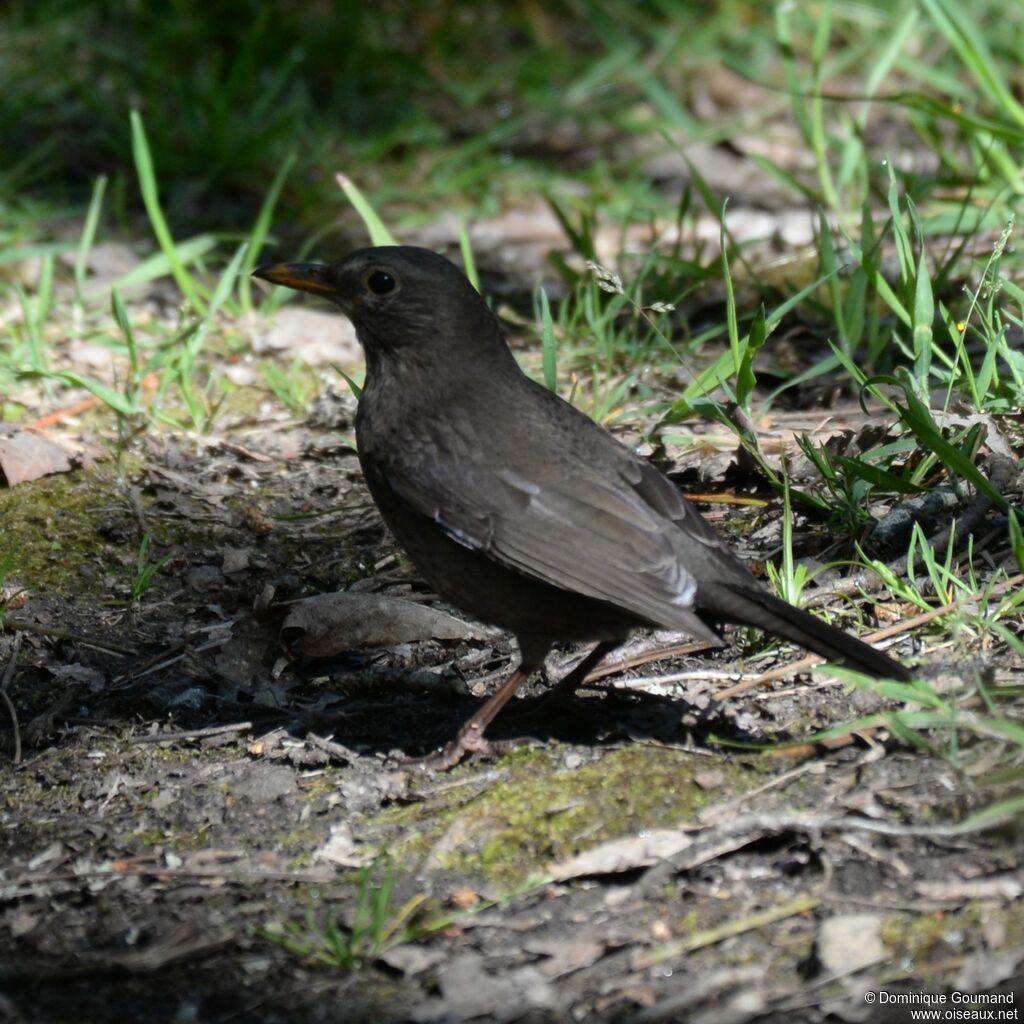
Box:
276;827;319;850
146;745;245;766
125;828;169;846
299;774;347;799
121;826;211;851
882;903;1024;979
0;471;114;593
0;774;72;814
368;743;757;886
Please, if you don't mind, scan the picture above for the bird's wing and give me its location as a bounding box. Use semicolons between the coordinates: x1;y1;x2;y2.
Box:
381;453;723;643
621;450;739;554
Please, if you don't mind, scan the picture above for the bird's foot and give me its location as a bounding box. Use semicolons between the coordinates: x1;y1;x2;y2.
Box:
423;727;538;771
423;722;488;770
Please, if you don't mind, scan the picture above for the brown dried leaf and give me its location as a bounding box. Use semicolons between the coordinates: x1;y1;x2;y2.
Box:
282;591;490;655
548;828;693;881
0;425;84;486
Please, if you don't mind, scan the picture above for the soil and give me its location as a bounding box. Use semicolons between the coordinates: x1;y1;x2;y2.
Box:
2;242;1023;1023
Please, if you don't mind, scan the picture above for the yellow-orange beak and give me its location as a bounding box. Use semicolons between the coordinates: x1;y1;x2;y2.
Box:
251;262;335;298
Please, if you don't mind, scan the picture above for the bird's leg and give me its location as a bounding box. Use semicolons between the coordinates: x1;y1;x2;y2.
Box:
426;639;550;770
542;639;623;708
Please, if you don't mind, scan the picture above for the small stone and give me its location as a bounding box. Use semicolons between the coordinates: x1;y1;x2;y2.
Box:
816;913;886;973
222;547;251;574
187;565;225;590
694;769;725;790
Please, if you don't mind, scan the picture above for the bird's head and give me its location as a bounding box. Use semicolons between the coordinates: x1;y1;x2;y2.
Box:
253;246;503;366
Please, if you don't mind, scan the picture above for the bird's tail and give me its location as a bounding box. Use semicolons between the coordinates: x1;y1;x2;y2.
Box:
701;581;910;680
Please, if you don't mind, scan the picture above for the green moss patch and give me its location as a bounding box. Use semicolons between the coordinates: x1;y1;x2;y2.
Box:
373;743;756;886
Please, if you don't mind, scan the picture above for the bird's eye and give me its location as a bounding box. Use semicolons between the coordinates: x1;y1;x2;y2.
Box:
366;270;396;295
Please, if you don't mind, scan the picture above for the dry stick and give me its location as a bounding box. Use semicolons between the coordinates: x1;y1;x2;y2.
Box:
581;591;948;697
584;640;711;682
11;927;234;978
696;760;827;825
25;374;161;431
217;439;273;463
1;632;23;764
132;721;253;744
111;633;231;688
633;894;819;968
599;570;1022;703
305;731;358;763
3;862;335;893
27;396;103;429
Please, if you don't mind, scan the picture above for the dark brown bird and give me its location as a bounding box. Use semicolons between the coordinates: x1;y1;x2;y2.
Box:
253;246;910;766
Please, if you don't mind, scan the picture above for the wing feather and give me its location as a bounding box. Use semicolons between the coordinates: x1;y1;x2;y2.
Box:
384;456;720;641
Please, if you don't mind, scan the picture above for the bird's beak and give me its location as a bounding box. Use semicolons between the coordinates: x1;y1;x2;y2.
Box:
251;262;336;298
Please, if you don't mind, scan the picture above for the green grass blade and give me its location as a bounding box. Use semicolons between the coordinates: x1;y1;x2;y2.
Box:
240;150;297;311
720;205;743;396
130;110;206;314
336;367;363;401
538;287;557;392
920;0;1024;129
111;288;141;408
74;175;108;301
458;217;479;292
832;454;921;495
911;247;934;390
1009;509;1024;574
336;173;397;246
898;389;1009;512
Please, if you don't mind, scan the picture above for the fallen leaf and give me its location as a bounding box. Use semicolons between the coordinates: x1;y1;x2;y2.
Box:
378;945;448;976
410;953;554;1022
283;591;490;655
0;424;86;486
523;936;606;978
548;828;693;881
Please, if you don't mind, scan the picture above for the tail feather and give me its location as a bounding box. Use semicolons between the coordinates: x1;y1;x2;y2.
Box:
701;581;910;680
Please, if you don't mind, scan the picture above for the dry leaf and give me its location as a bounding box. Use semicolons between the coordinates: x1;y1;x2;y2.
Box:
283;591;490;655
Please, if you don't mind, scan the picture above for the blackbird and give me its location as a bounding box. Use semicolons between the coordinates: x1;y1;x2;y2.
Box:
253;246;910;766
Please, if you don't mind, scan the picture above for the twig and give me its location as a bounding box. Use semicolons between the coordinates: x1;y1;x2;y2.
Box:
583;640;713;682
132;721;254;745
633;894;819;967
5;926;234;978
601;668;756;689
27;396;104;430
697;760;827;825
111;632;232;687
1;861;335;897
217;439;273;463
305;731;358;763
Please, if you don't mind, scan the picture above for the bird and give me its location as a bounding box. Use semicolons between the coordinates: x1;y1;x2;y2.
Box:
253;246;911;767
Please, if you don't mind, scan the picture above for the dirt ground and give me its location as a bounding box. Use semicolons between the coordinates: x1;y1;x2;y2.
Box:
2;227;1024;1022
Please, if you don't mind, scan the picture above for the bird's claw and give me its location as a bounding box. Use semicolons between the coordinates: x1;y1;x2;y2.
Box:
422;730;538;771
